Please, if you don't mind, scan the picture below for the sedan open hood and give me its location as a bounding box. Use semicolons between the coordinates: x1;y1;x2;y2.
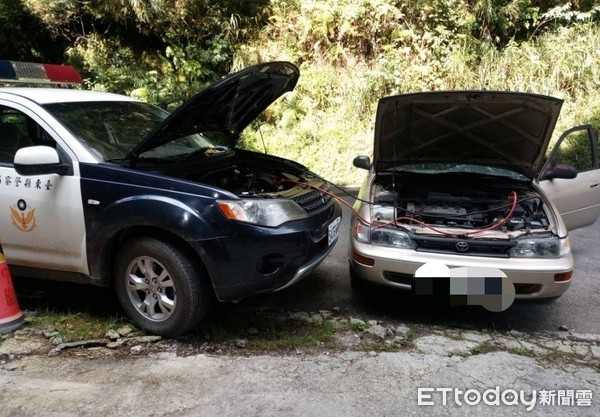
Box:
373;91;563;179
126;61;299;158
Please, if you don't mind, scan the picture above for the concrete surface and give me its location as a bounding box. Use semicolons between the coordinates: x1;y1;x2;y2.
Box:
1;330;598;417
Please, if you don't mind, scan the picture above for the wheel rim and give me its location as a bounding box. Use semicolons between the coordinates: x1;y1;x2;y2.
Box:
124;256;176;322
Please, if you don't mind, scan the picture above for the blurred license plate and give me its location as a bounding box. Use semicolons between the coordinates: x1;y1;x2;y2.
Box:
328;217;341;246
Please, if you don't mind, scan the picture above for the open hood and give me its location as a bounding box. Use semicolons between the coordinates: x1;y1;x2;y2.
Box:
373;91;563;178
126;61;299;158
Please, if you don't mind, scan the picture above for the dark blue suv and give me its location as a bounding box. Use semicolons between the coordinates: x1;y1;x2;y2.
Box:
0;61;341;336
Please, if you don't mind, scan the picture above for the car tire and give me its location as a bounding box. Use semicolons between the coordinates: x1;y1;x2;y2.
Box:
114;238;209;337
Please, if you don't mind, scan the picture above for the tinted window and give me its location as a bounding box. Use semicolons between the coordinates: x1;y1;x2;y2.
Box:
45;102;168;160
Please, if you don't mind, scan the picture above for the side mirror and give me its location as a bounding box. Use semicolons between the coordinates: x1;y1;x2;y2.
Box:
353;155;372;170
14;146;68;176
539;163;578;181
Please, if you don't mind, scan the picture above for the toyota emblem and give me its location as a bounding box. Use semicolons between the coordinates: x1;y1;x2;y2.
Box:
456;241;470;252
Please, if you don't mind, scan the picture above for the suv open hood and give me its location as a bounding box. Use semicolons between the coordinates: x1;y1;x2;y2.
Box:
126;61;299;158
373;91;563;179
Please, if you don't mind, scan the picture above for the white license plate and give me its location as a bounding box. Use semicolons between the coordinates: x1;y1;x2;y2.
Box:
328;217;341;246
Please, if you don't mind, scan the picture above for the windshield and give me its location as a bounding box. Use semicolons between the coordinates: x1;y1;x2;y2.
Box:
44;101;220;161
391;163;528;181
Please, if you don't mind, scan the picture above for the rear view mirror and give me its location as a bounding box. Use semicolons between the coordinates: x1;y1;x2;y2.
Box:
14;146;68;176
539;163;578;181
353;155;372;170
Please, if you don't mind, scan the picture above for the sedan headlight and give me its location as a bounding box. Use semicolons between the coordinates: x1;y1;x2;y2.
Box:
509;237;570;258
353;222;416;249
216;199;307;227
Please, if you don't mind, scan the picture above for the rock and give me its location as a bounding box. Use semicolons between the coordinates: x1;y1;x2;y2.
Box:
235;339;247;349
567;333;600;343
332;306;341;314
128;336;162;344
365;324;387;340
50;336;64;346
289;312;311;323
558;325;569;332
319;310;333;319
461;331;492;344
48;348;61;357
414;335;479;356
349;318;366;328
42;328;58;338
494;337;524;351
309;314;324;324
367;320;378;326
107;339;126;349
0;335;54;356
54;339;110;352
328;318;346;330
117;326;134;337
393;325;411;338
130;345;144;355
392;336;407;345
105;329;120;341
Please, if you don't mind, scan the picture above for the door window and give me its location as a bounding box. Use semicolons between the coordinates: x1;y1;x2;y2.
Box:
545;125;597;172
0;106;56;164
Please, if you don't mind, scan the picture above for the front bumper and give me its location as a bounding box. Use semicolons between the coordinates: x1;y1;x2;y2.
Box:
201;201;342;301
350;238;573;299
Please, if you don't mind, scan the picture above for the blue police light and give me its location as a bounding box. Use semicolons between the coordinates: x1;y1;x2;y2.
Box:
0;60;82;84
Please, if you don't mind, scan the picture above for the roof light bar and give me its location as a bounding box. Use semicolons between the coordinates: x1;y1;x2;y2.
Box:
0;60;83;85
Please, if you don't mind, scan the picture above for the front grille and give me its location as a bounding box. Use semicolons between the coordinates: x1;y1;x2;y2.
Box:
293;189;332;212
411;235;516;258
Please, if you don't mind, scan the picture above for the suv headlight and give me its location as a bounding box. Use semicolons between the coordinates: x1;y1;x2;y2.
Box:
509;237;570;258
353;222;416;249
216;199;307;227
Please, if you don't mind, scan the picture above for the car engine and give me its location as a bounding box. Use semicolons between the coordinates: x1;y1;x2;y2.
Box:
190;164;286;195
370;176;551;233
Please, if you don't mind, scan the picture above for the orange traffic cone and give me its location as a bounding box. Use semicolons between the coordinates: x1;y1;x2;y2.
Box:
0;247;23;334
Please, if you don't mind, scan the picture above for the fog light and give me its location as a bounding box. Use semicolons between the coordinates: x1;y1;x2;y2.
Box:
554;271;573;282
352;251;374;266
257;254;285;276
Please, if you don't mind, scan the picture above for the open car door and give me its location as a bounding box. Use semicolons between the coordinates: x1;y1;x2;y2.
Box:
539;125;600;231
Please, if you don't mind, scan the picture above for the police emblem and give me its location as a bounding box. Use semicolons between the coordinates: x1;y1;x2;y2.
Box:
10;199;36;232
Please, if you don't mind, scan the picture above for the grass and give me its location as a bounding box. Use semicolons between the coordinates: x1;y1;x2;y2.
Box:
470;340;497;355
192;311;339;351
236;18;600;186
24;308;128;342
246;320;337;351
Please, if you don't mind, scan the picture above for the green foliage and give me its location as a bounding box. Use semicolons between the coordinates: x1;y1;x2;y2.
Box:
3;0;600;183
236;2;600;184
552;130;594;172
16;0;270;108
0;0;67;61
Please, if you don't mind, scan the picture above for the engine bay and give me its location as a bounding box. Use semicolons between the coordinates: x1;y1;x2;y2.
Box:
147;149;313;197
186;163;295;196
371;175;553;235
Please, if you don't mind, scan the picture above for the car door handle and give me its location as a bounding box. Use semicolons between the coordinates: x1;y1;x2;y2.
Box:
590;183;599;188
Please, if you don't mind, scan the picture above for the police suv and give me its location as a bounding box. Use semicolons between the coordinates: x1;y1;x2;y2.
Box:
0;61;342;336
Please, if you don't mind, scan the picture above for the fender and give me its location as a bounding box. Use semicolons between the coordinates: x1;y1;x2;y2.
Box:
86;194;228;281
